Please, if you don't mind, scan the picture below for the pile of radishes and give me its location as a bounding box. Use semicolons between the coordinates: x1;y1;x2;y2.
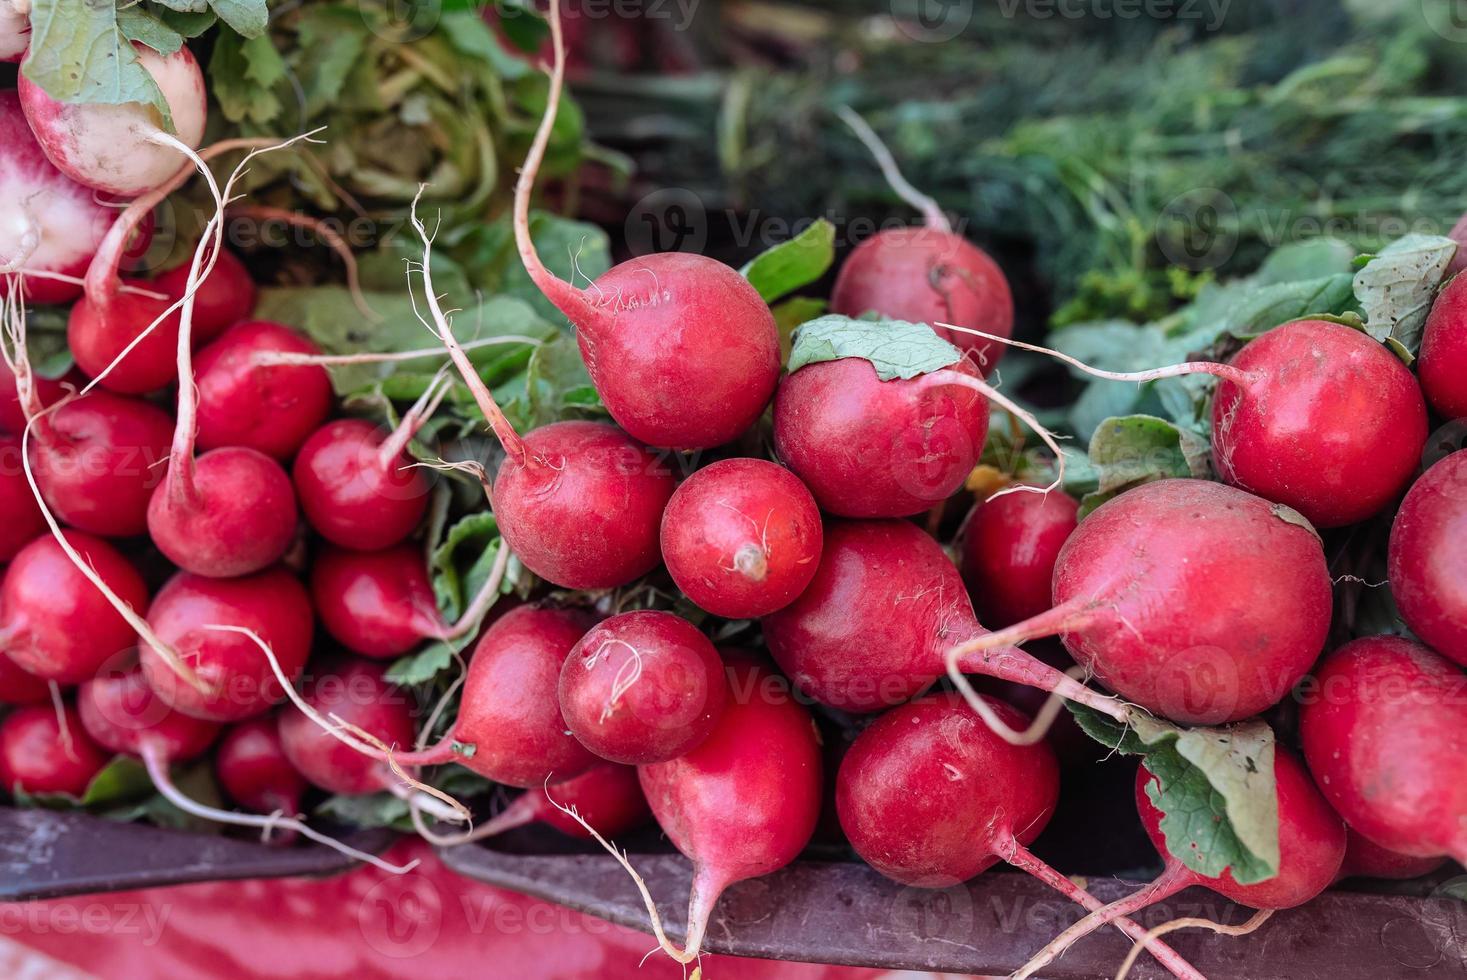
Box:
3;2;1466;976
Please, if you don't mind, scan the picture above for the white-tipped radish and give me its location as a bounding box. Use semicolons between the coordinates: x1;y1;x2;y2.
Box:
18;42;207;198
0;90;117;305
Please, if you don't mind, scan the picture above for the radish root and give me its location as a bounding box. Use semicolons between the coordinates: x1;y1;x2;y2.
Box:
139;742;420;875
250;335;544;369
1114;909;1273;980
835;106;951;234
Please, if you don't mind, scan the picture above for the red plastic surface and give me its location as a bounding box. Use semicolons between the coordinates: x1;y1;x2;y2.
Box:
0;840;882;979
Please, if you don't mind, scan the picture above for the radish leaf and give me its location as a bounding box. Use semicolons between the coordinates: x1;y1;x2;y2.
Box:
788;315;962;380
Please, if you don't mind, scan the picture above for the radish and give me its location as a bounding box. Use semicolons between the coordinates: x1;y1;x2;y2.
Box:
145;251;297;578
0;359;68;435
1299;636;1467;864
1389;450;1467;667
0;435;44;560
310;542;511;659
1419;274;1467;419
774;353;990;519
838;692;1204;980
1013;749;1346;980
946;478;1332;726
366;605;602;788
0;90;114;305
138;567;314;723
215;715;308;822
78;663;414;873
408;203;678;591
194;320;333;460
961;318;1428;528
660;458;823;618
424;763;649;847
0;530;148;683
761;518;1114;729
0;652;49;704
831;108;1013;373
1339;828;1447;882
960;485;1078;629
277;657;419;796
27;390;173;538
558;610;728;765
293;418;433;552
154;247;257;344
0;702;108;798
511;2;779;450
18;42;207;198
598;660;821;967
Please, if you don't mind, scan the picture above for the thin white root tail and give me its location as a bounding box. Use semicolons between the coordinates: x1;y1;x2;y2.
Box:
140;744;419;875
1114;909;1274;980
544;788;701;966
432;542;512;643
953;664;1090;747
935;322;1256;390
376;365;453;468
250;335;545;369
208;623;468;819
835;105;951;234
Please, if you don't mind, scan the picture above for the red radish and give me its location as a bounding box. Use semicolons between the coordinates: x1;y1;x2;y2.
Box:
558;610;728;765
628;660;822;966
969;319;1428;528
762;519;1106;724
153;247;257;344
0;435;45;560
511;3;779;450
432;764;649;847
831;108;1013;373
26;391;172;537
1;3;26;62
409;207;678;590
960;485;1078;629
0;702;108;797
310;543;510;659
1014;750;1346;980
0;360;68;435
215;715;308;819
1339;828;1447;882
948;479;1332;726
0;652;50;704
660;458;823;618
19;43;207;198
837;693;1204;980
773;356;990;518
380;605;601;787
1419;274;1467;419
278;658;418;796
0;90;113;305
293;418;429;552
1389;450;1467;667
146;284;297;577
311;545;443;659
139;567;314;722
1449;212;1467;278
1300;636;1467;864
194;320;332;460
0;530;148;683
78;663;413;873
78;663;219;763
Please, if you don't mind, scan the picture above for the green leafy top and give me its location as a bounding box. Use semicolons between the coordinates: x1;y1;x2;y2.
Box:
1352;234;1458;364
788;315;963;380
1069;705;1280;884
740;218;837;304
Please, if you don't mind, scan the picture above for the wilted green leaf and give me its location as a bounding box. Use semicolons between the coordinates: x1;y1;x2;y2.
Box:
788;315;962;380
1079;415;1210;518
23;0;172;128
740;219;836;304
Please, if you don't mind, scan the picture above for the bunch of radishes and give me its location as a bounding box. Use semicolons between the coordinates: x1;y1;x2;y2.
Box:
3;2;1466;976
